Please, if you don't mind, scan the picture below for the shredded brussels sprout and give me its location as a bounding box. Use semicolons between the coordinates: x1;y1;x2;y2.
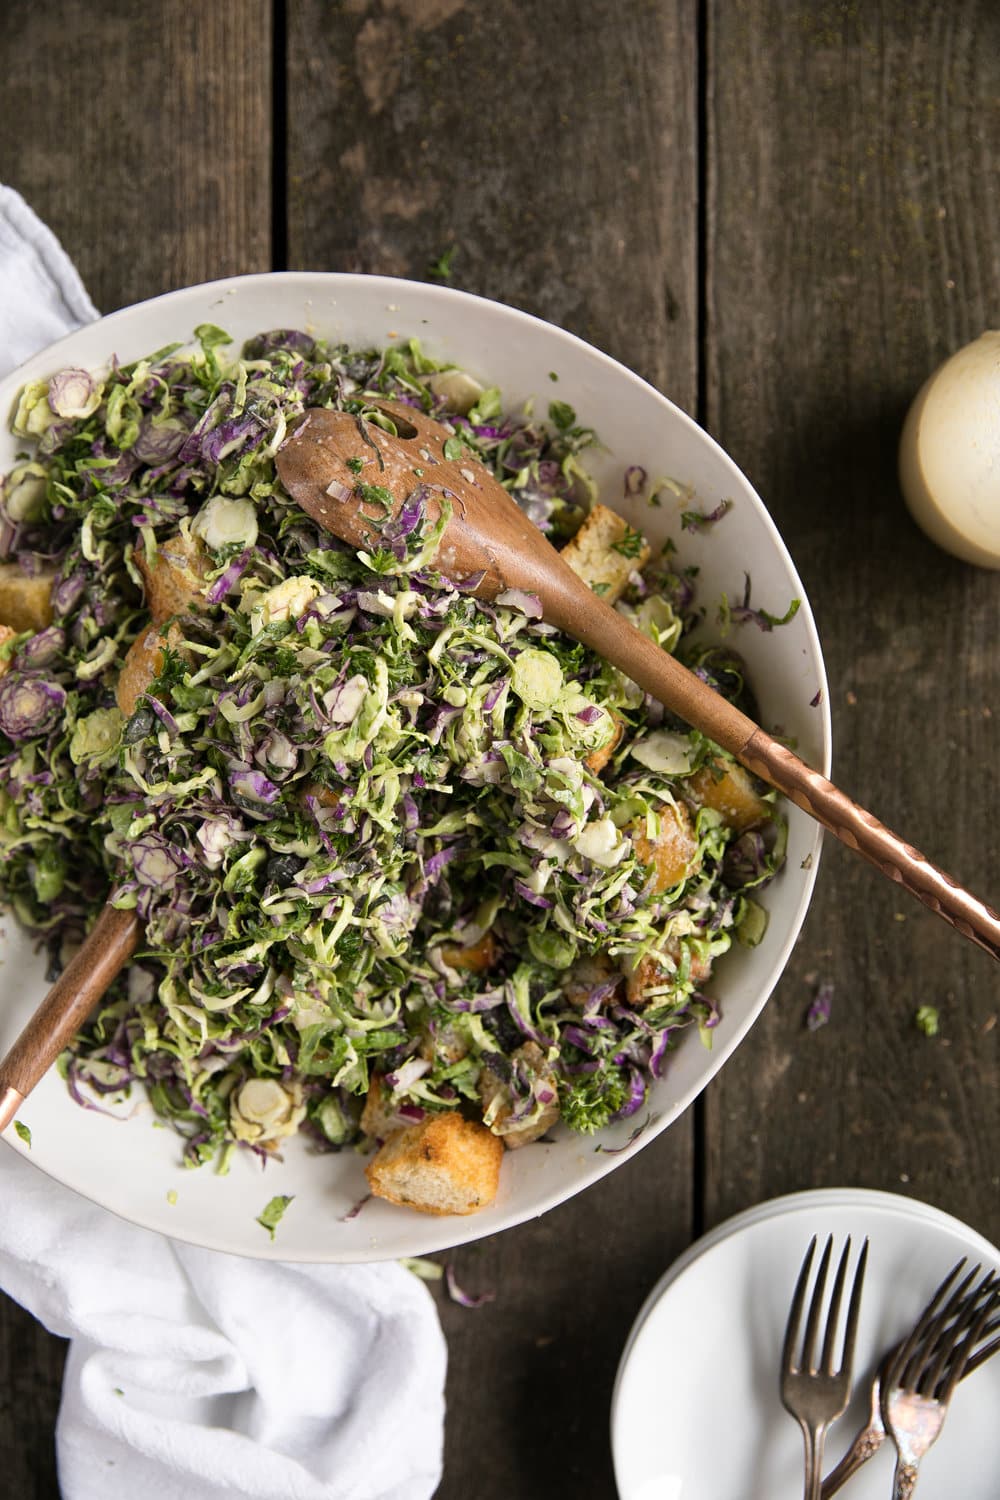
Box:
0;327;785;1165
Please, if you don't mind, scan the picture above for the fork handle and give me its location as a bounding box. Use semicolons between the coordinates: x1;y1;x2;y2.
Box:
797;1419;827;1500
892;1462;919;1499
820;1421;885;1498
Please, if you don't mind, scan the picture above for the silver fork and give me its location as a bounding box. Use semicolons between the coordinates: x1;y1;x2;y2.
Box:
881;1260;1000;1498
820;1295;1000;1495
780;1235;869;1500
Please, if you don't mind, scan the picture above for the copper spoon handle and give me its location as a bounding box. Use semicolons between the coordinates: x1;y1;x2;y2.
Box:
0;903;139;1131
552;580;1000;963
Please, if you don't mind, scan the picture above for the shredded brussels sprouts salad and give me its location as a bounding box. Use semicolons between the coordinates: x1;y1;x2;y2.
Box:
0;326;786;1183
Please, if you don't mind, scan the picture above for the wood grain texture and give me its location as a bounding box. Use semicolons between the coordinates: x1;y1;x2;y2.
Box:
285;4;699;1496
0;0;272;312
0;6;272;1494
702;0;1000;1240
286;0;698;399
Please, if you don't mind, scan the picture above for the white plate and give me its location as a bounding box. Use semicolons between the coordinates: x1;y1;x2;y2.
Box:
611;1188;1000;1499
0;273;829;1260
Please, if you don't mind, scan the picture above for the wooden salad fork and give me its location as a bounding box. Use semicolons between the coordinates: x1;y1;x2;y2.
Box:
780;1235;869;1500
3;397;1000;1133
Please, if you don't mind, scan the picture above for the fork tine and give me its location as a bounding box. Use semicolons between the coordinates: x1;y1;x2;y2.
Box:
839;1237;868;1378
915;1268;991;1396
821;1237;851;1374
883;1257;966;1390
899;1259;978;1389
803;1236;834;1374
783;1236;817;1374
966;1308;1000;1377
936;1284;1000;1403
941;1284;1000;1398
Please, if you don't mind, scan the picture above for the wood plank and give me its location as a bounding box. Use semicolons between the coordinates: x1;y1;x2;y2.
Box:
0;5;271;1494
287;3;700;1495
0;0;272;313
287;0;698;399
703;0;1000;1241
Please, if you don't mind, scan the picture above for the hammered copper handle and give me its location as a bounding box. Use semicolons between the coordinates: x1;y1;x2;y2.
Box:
277;402;1000;964
542;579;1000;965
737;731;1000;959
0;903;139;1131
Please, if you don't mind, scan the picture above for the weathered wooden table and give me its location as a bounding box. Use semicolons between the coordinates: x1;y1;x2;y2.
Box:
2;2;998;1494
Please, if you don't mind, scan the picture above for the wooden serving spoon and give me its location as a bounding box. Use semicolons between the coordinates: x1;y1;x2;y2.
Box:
273;399;1000;961
2;397;998;1133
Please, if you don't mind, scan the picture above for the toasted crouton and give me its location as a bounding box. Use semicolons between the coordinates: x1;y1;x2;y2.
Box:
562;953;622;1007
630;800;699;891
0;564;55;633
116;621;184;716
686;757;770;832
479;1041;560;1150
440;929;500;974
625;944;713;1009
136;530;210;623
365;1111;503;1216
560;504;650;605
0;624;16;677
583;710;625;774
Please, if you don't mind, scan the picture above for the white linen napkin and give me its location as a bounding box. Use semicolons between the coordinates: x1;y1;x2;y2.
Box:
0;185;447;1500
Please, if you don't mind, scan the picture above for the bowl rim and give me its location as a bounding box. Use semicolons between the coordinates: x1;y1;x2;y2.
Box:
0;271;832;1259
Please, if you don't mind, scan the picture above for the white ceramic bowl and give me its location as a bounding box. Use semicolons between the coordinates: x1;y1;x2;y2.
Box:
0;274;830;1261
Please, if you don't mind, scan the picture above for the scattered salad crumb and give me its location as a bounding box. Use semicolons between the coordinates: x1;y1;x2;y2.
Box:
399;1256;444;1282
915;1005;940;1037
681;499;733;533
426;245;457;281
805;982;833;1031
166;1188;178;1205
14;1120;31;1147
256;1194;294;1240
444;1263;495;1308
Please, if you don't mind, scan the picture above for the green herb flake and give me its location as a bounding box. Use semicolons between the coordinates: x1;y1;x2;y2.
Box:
345;456;364;475
256;1194;294;1240
427;245;458;281
915;1005;940;1038
14;1121;31;1148
548;400;577;432
592;581;611;597
548;371;559;382
611;525;646;559
443;436;465;462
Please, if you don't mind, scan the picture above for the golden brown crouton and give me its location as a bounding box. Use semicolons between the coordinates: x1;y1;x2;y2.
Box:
559;504;650;605
686;757;770;832
630;800;699;892
440;929;500;974
0;624;16;677
365;1111;504;1216
0;564;55;633
583;710;625;774
625;944;713;1009
562;953;622;1007
115;621;184;717
301;781;342;811
479;1041;560;1150
360;1076;416;1142
136;530;210;624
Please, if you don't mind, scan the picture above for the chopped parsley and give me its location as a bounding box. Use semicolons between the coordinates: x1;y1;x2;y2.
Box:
427;245;458;281
14;1120;31;1148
